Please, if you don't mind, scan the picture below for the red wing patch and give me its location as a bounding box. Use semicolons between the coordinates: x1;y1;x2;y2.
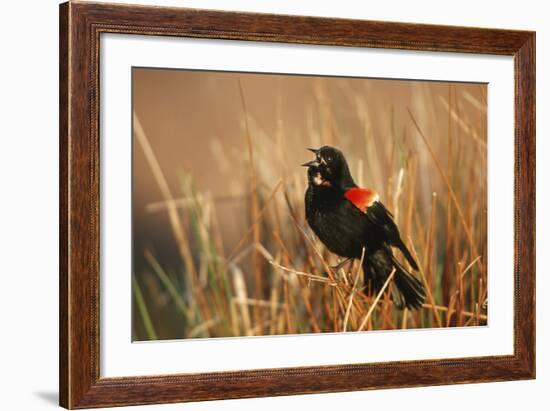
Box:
344;187;379;213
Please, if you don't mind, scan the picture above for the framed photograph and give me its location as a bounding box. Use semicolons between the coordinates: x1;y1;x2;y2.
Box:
59;1;535;408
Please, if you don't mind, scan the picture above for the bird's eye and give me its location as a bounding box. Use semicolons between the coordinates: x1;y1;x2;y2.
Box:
326;156;332;163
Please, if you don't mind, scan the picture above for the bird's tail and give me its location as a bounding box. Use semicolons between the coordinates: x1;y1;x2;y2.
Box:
362;249;426;310
390;255;426;309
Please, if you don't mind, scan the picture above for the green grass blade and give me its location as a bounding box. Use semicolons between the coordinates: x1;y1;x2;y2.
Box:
132;276;158;340
145;250;190;319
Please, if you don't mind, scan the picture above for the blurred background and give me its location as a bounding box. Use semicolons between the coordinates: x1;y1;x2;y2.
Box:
132;68;487;341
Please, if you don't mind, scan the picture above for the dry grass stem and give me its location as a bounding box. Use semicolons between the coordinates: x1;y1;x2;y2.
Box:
358;268;396;331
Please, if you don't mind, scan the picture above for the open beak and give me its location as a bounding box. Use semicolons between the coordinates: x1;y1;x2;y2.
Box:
301;160;319;167
302;147;322;167
302;147;321;166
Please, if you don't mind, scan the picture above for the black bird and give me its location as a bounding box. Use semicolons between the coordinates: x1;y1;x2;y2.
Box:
303;146;426;309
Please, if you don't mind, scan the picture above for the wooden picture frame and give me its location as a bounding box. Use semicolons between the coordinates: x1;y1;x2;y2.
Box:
59;1;535;408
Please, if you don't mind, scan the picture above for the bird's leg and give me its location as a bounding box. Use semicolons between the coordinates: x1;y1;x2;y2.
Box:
331;257;352;271
323;257;352;279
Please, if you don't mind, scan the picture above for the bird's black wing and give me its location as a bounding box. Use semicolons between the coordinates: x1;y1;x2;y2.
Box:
364;201;398;239
365;201;419;270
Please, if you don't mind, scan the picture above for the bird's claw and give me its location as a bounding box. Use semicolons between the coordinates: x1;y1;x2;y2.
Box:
331;257;352;272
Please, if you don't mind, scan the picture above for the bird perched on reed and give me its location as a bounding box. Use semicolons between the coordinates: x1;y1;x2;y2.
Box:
303;146;426;309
